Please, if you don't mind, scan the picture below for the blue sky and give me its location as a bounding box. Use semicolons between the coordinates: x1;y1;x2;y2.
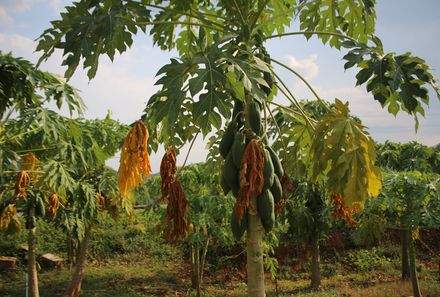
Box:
1;0;439;171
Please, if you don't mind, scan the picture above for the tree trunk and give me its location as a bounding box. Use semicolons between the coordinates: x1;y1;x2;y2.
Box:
27;227;39;297
408;234;422;297
247;200;265;297
310;236;321;290
401;229;410;281
66;233;75;269
64;227;91;297
200;237;209;285
190;244;196;288
195;243;201;297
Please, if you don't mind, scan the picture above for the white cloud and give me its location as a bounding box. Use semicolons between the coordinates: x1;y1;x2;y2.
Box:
0;6;13;24
0;0;68;25
0;33;36;56
0;0;34;13
286;54;320;80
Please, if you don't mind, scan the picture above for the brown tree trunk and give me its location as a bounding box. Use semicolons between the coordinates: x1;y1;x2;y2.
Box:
195;243;201;297
64;227;91;297
27;227;39;297
401;229;410;281
247;200;265;297
200;237;209;285
190;244;196;288
310;236;321;290
409;233;422;297
66;233;75;269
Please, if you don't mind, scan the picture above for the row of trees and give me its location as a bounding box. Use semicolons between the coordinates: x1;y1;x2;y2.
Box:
0;51;130;297
1;58;439;297
2;0;440;296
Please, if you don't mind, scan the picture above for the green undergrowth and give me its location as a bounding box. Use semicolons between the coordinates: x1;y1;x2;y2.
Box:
1;210;439;296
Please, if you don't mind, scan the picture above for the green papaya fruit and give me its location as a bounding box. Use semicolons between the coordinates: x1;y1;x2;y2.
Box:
232;99;244;128
262;72;273;96
26;216;36;230
219;121;237;159
246;101;261;136
267;146;284;178
263;149;275;190
271;175;282;204
257;189;275;232
223;152;239;194
220;173;231;196
231;208;248;240
35;196;46;217
231;133;246;168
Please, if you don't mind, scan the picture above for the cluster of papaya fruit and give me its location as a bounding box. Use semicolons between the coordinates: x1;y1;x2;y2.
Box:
219;98;284;240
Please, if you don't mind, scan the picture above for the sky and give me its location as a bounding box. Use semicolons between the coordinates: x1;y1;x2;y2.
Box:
1;0;439;172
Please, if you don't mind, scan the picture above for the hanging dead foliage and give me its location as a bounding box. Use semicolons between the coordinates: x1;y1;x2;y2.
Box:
331;191;357;225
21;153;41;183
21;153;38;171
165;180;189;243
47;193;64;220
160;146;177;200
13;170;30;201
0;204;19;231
118;121;151;196
159;146;189;242
236;139;265;222
276;171;296;214
96;192;106;210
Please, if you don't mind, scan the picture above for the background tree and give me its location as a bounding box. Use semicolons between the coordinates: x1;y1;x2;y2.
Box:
177;163;234;296
355;140;440;297
0;53;84;297
36;1;439;296
0;51;84;120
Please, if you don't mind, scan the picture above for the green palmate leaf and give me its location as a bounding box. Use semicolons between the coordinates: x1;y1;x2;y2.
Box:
310;99;381;207
258;0;297;36
176;25;199;58
36;0;151;79
270;105;314;180
146;58;195;140
147;32;271;139
374;171;440;229
343;42;440;123
190;63;231;135
41;160;77;198
299;0;376;48
18;108;69;145
0;51;84;117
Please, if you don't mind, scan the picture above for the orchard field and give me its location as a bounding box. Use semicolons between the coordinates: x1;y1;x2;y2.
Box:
1;1;440;297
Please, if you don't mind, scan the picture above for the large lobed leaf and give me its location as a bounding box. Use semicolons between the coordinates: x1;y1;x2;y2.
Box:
36;0;151;80
146;32;271;143
299;0;376;48
310;99;381;207
342;40;440;125
0;51;84;117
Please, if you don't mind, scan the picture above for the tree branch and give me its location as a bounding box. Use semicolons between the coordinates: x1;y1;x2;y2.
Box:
270;57;331;112
264;31;358;42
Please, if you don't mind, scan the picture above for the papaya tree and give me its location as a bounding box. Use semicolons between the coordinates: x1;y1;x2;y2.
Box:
1;109;129;297
36;1;439;296
0;52;129;297
54;116;129;297
177;163;234;296
377;141;440;174
358;172;439;297
268;99;360;289
357;141;440;296
0;51;84;120
0;54;84;297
